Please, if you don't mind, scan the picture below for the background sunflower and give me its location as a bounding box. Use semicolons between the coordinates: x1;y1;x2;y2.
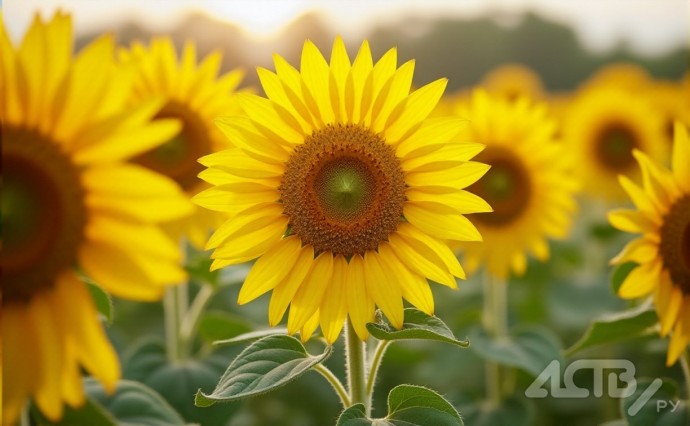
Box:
1;12;192;424
119;38;245;248
456;90;578;279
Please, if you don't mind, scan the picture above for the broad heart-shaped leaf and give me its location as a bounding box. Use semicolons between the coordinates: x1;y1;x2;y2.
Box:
84;378;185;426
195;334;332;406
622;378;689;425
212;327;289;346
86;281;114;325
366;308;469;347
469;325;563;377
336;385;463;425
565;303;658;356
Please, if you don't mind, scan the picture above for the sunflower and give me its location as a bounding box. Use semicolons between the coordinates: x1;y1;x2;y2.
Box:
581;62;652;93
563;86;666;202
119;38;245;248
455;90;578;279
609;123;690;366
1;13;192;424
194;38;490;343
480;63;545;102
648;79;690;146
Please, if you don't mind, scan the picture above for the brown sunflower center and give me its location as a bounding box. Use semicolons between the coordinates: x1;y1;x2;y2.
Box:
660;195;690;295
279;124;406;256
595;124;638;172
467;146;531;226
2;126;86;303
132;102;211;191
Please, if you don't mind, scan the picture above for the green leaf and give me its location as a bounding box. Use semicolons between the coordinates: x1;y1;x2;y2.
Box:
122;338;242;424
86;281;114;325
336;404;371;425
212;327;288;346
366;308;469;347
336;385;463;425
459;396;533;426
198;310;253;343
622;378;689;425
469;326;563;377
195;334;332;406
611;261;638;294
565;303;658;356
84;378;185;426
31;396;117;426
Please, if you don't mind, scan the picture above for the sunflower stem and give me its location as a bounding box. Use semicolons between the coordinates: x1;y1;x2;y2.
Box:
680;350;690;400
482;271;508;406
314;364;351;408
179;283;215;359
164;241;189;363
345;318;368;413
366;340;391;405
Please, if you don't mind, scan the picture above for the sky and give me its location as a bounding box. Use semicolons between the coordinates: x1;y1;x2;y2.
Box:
2;0;689;56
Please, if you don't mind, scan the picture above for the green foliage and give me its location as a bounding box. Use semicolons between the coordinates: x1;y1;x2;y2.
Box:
197;310;253;343
469;326;563;377
86;281;114;325
459;397;533;426
621;378;689;425
84;378;186;426
367;308;469;347
565;303;658;356
195;335;333;406
611;262;639;294
213;327;289;346
122;339;241;424
336;385;464;426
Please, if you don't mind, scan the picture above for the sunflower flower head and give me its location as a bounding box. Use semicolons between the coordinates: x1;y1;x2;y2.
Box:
1;12;192;424
609;122;690;366
194;38;490;344
563;85;666;202
480;63;545;102
119;38;245;248
455;90;579;279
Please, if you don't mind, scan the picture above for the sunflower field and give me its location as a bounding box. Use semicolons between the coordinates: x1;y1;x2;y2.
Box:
1;1;689;425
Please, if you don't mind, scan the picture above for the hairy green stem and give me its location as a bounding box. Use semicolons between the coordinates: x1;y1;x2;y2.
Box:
482;272;508;406
345;319;368;412
20;403;30;426
179;284;215;359
366;340;391;403
314;364;351;408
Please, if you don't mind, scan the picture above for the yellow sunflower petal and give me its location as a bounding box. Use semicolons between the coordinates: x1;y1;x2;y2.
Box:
268;244;315;326
379;243;434;316
320;255;349;343
384;78;447;142
287;253;333;335
364;248;404;329
238;236;302;305
403;202;482;241
387;233;457;288
618;261;662;299
608;209;657;234
346;254;375;340
671;122;690;191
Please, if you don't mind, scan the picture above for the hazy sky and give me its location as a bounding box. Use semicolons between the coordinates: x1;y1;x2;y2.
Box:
2;0;689;56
